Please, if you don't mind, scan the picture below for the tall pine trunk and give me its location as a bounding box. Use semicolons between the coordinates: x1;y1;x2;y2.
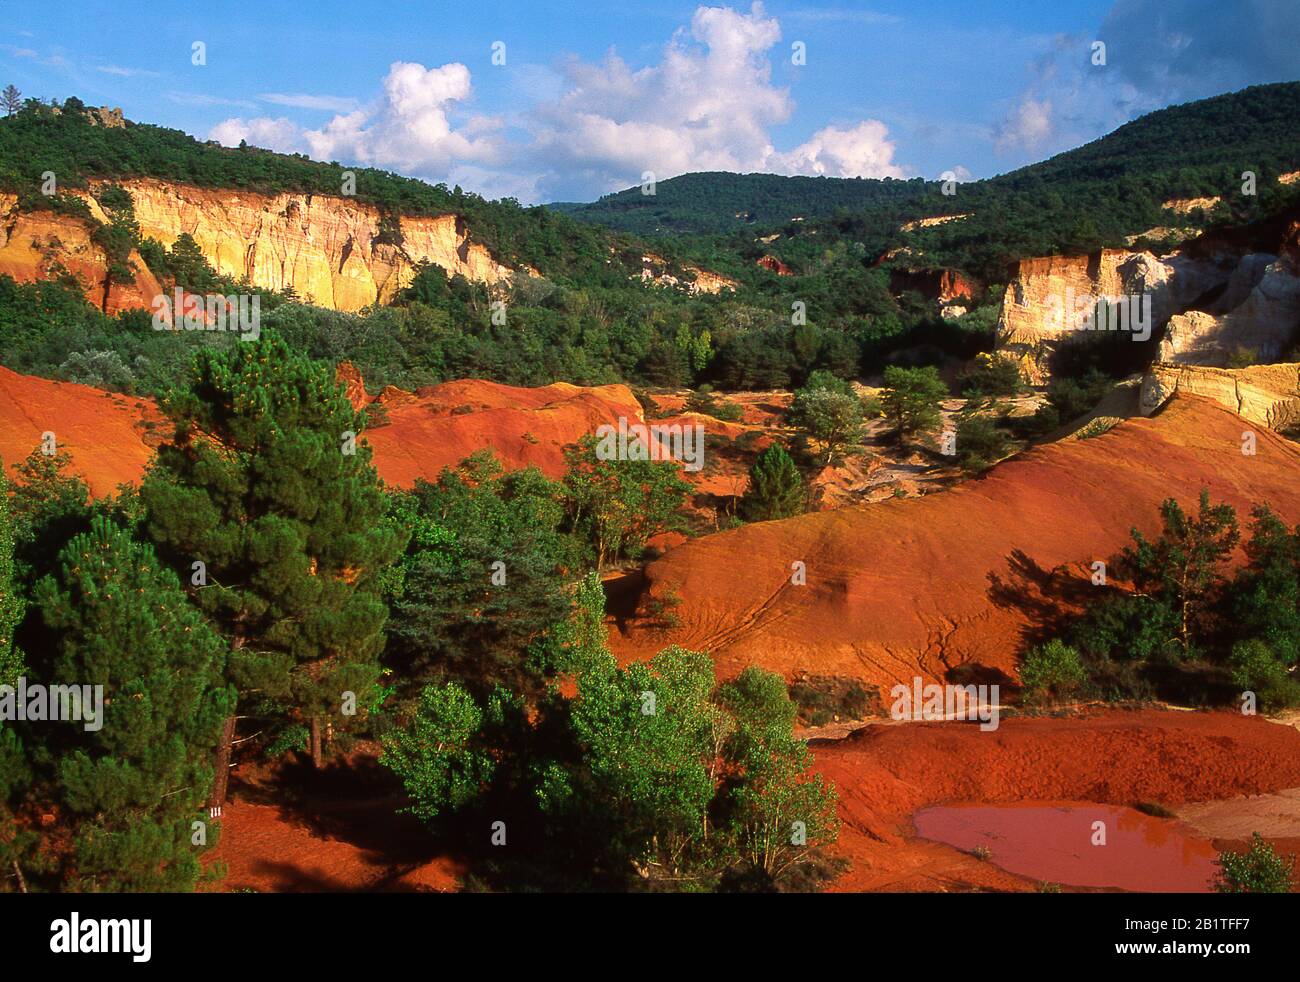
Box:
310;715;323;769
208;714;237;814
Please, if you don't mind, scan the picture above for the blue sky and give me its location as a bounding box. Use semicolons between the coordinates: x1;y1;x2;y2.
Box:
2;1;1297;203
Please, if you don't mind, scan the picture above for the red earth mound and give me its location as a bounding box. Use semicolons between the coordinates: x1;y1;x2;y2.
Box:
0;365;641;492
0;366;163;495
816;708;1300;891
611;395;1300;690
359;376;644;484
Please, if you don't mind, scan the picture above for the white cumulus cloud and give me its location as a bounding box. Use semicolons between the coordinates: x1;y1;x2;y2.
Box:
208;116;302;153
206;4;913;203
210;61;503;176
771;120;905;178
528;2;906;198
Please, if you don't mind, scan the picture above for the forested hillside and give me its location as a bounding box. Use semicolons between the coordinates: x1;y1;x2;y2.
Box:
2;83;1299;402
556;82;1300;282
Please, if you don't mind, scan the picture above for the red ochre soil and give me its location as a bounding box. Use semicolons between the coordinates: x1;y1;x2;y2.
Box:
0;364;642;490
203;748;464;893
356;376;644;483
612;395;1300;692
0;366;164;496
814;708;1300;892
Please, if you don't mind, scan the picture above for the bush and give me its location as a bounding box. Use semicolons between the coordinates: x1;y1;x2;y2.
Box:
959;352;1022;397
1020;640;1088;702
1046;369;1112;422
954;414;1012;472
1213;833;1295;893
685;388;744;422
1228;639;1300;710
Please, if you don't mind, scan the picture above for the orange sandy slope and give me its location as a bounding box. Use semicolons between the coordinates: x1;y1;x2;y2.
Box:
0;366;163;496
0;365;641;490
358;378;643;482
612;395;1300;689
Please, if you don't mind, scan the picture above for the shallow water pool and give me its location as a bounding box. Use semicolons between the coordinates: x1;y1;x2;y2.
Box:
913;801;1219;891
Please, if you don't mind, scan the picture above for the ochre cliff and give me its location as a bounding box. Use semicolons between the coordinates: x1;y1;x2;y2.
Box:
84;178;522;311
1141;362;1300;431
997;245;1300;382
0;193;164;314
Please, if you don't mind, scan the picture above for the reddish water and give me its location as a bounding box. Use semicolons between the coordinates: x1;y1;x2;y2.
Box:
913;801;1219;891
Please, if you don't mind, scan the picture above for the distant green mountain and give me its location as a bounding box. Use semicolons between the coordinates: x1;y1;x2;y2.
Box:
551;82;1300;281
550;171;928;235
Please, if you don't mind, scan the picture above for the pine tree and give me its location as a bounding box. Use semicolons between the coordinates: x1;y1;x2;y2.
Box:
141;336;402;801
0;462;23;686
32;516;233;891
739;444;806;522
0;459;32;892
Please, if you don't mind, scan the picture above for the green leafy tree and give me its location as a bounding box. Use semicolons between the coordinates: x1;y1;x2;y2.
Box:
380;682;498;827
141;335;403;802
880;364;947;445
739;444;806;522
1231;505;1300;668
385;452;579;693
563;645;722;879
0;458;32;891
718;667;839;880
1213;833;1295;893
787;373;865;464
561;434;691;569
30;517;233;891
0;462;22;686
7;446;92;585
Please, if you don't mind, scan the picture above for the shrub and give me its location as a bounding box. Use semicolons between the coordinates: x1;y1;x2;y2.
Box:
959;352;1022;397
1228;639;1300;710
1213;833;1295;893
1020;640;1088;702
954;414;1012;472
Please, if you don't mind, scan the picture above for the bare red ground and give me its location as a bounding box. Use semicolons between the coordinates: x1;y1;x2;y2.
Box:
815;708;1300;891
199;709;1300;893
612;396;1300;691
0;366;163;495
360;377;644;483
204;751;463;893
0;365;641;491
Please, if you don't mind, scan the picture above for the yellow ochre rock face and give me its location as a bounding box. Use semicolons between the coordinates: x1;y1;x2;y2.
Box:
0;192;164;314
89;178;523;311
